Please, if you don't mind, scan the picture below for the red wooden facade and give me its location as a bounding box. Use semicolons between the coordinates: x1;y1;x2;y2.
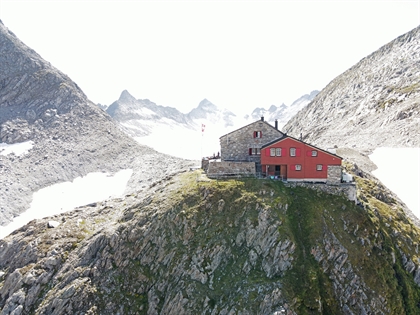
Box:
261;136;342;181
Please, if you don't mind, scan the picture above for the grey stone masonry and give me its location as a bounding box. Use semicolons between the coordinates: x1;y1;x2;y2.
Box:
207;161;256;178
220;118;283;162
327;165;342;185
285;182;357;203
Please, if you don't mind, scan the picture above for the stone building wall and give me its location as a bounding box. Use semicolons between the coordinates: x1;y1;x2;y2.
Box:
220;119;283;162
207;161;256;178
327;165;342;185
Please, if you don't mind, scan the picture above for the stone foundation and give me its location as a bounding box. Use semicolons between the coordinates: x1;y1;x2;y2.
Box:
285;181;357;203
207;161;256;178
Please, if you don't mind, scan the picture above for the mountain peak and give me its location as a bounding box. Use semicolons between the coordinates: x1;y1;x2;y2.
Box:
118;90;137;103
197;98;216;109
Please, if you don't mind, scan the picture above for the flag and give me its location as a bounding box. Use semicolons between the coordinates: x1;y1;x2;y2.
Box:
201;124;205;132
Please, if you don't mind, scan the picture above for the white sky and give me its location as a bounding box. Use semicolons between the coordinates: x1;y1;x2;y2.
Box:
0;0;419;115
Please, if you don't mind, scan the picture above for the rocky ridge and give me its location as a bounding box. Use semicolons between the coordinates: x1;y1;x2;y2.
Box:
0;170;419;314
284;26;420;151
0;20;195;226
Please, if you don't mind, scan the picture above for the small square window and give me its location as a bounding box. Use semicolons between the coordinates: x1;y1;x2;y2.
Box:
316;164;323;171
290;148;296;157
254;131;262;138
312;150;318;157
295;164;302;171
250;148;260;155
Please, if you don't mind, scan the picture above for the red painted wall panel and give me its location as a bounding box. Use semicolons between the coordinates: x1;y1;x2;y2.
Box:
261;137;342;180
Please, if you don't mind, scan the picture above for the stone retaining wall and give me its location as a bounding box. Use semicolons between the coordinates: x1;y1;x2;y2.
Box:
207;161;256;178
285;181;357;203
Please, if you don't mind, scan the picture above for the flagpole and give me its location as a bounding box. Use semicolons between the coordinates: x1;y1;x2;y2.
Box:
201;123;205;162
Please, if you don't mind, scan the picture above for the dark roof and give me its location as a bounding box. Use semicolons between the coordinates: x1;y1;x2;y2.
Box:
219;119;282;139
261;135;343;159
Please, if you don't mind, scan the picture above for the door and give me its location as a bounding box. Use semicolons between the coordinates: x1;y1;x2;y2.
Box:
280;165;287;180
275;165;280;176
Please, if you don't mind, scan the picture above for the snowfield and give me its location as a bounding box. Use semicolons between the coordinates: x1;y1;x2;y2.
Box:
369;147;420;220
0;169;133;239
0;141;33;156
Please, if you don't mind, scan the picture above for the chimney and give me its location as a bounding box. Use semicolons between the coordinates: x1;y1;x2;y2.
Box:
261;116;264;122
300;133;303;141
275;119;278;130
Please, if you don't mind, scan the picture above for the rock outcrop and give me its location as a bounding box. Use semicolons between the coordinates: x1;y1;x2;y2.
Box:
0;171;419;314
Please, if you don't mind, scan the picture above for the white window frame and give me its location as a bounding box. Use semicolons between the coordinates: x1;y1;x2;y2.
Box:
316;164;323;171
312;150;318;157
295;164;302;171
255;131;262;138
276;148;281;156
290;147;296;157
270;148;276;156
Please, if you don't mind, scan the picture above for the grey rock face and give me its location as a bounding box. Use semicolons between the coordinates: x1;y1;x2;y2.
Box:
284;26;420;150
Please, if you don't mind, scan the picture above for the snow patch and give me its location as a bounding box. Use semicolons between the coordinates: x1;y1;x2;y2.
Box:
0;169;133;239
369;147;419;220
0;141;33;156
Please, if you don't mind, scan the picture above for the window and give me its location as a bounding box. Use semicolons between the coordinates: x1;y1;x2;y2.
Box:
254;131;262;138
295;164;302;171
269;147;282;157
316;164;323;171
312;150;318;157
249;148;261;155
290;147;296;156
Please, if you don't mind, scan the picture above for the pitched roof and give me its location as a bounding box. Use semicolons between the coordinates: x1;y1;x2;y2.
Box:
261;135;343;159
219;119;282;139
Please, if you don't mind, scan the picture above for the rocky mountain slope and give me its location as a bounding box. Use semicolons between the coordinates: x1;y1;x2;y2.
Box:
0;20;193;226
284;26;420;151
1;170;419;314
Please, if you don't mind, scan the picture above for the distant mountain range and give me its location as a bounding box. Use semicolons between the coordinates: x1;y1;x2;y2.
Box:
103;90;319;158
249;90;319;129
105;91;236;138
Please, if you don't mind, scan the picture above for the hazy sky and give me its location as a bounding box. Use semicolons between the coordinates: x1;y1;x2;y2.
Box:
1;0;419;114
